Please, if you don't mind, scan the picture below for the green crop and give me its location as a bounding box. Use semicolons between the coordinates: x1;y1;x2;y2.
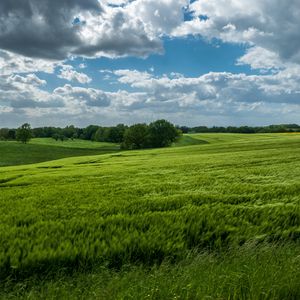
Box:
0;133;300;298
0;138;119;166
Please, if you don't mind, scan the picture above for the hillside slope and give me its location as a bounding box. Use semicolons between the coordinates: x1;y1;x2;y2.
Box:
1;133;300;298
0;138;119;167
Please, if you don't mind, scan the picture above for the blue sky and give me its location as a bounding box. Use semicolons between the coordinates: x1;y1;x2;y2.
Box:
40;37;254;93
0;0;300;127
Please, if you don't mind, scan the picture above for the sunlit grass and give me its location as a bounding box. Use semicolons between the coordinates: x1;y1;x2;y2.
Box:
0;133;300;298
30;138;118;149
0;139;119;166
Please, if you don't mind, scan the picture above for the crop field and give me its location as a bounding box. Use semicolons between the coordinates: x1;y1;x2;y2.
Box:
1;133;300;299
0;138;119;167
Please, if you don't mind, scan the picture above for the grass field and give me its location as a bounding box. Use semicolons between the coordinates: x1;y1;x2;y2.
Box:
0;138;119;167
1;133;300;299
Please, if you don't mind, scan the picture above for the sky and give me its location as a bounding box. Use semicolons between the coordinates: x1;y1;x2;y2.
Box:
0;0;300;128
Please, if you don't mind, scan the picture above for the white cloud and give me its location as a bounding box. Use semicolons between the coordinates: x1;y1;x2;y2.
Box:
1;1;300;126
0;0;164;60
127;0;188;35
8;74;46;86
54;84;110;107
0;74;64;109
4;67;297;118
174;0;300;69
0;50;60;75
112;68;300;107
236;46;285;72
79;63;87;69
1;0;300;72
113;69;152;86
58;65;92;84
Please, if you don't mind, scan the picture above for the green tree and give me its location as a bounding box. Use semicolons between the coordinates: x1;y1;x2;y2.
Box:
0;128;9;140
83;125;99;140
63;125;77;138
123;124;149;149
52;133;60;141
16;123;32;144
108;124;127;143
148;119;181;148
94;127;108;142
7;129;16;140
95;124;128;143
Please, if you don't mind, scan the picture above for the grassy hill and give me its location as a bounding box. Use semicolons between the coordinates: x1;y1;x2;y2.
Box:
1;133;300;299
0;138;119;167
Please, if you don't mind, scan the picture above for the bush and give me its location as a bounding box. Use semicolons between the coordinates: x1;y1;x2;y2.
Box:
148;119;181;148
122;120;180;150
16;123;32;144
123;123;149;149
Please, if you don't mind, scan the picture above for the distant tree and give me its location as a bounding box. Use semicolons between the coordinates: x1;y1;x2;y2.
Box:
107;124;128;143
59;135;66;142
32;127;46;138
94;127;108;142
63;125;77;138
52;133;60;141
178;126;189;134
16;123;32;144
83;125;99;140
7;129;16;140
0;128;9;140
71;133;78;140
148;119;181;148
123;123;149;149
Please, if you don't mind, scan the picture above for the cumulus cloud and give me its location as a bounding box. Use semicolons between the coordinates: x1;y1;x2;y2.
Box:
79;63;87;69
127;0;188;35
1;0;300;71
174;0;300;68
2;64;300;126
0;0;102;59
0;50;60;75
113;69;153;86
58;65;92;84
112;68;300;107
1;1;300;126
1;70;300;126
0;74;64;109
236;47;285;72
54;84;110;107
0;0;164;60
8;74;46;86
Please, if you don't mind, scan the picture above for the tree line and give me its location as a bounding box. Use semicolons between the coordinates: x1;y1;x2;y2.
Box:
0;120;181;149
178;124;300;134
1;122;299;148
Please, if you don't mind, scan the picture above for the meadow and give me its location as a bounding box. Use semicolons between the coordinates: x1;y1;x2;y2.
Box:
0;138;119;167
0;133;300;299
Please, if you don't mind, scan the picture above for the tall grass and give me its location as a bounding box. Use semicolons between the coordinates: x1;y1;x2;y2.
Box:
1;243;300;299
0;133;300;298
0;138;119;166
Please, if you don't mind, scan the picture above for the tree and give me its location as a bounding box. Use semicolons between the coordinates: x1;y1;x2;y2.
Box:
0;128;9;140
123;123;149;149
94;127;110;142
52;133;60;141
94;124;128;143
148;119;181;148
63;125;77;138
16;123;32;144
83;125;99;140
108;124;127;143
7;129;16;140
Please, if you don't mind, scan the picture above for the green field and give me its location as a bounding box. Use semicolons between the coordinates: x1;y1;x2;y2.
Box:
1;133;300;299
0;138;119;167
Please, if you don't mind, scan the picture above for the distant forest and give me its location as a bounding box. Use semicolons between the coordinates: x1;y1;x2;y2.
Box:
179;124;300;134
1;123;300;143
